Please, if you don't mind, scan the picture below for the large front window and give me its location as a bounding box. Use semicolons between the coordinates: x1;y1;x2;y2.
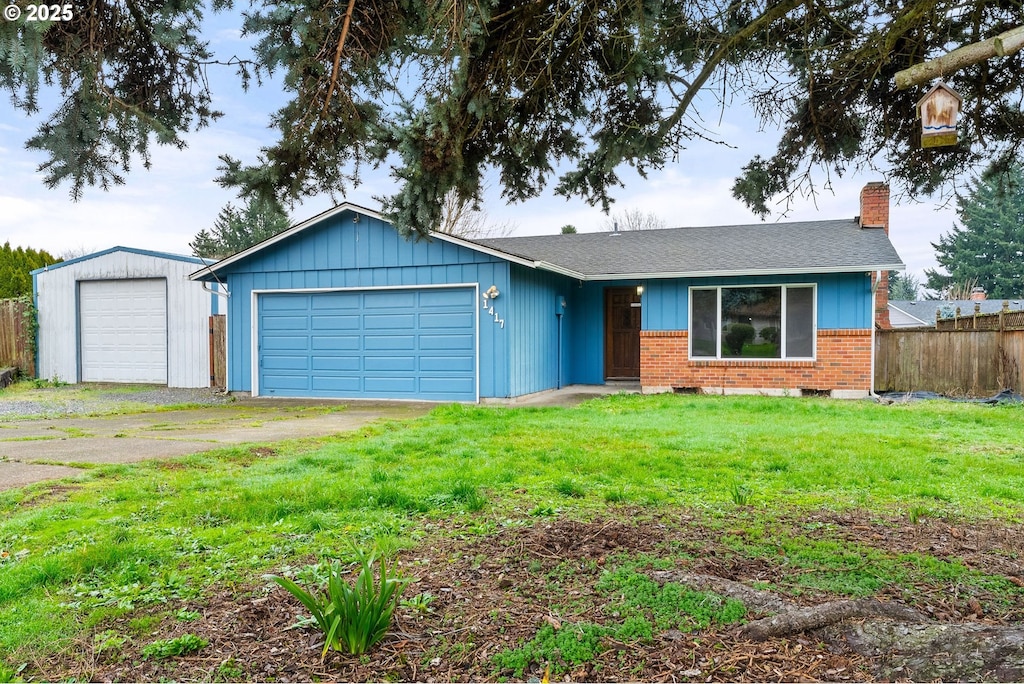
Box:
689;285;816;359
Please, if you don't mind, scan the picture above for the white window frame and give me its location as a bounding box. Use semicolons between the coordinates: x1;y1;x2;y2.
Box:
688;284;817;361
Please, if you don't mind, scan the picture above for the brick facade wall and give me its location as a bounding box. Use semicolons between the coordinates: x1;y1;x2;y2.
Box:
640;329;872;395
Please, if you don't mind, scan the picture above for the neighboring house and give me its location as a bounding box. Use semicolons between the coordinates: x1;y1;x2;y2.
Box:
33;247;219;387
889;299;1024;328
191;183;903;401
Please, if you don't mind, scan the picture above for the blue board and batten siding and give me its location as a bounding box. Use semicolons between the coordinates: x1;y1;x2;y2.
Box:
216;210;512;399
506;265;577;396
643;273;873;331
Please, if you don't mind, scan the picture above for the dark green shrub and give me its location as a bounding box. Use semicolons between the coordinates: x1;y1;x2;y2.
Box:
759;326;780;344
724;323;756;355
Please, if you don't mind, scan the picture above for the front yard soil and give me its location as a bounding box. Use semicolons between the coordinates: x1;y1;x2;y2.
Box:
28;507;1024;682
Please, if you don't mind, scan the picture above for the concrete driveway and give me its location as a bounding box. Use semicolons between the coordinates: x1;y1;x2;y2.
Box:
0;402;433;491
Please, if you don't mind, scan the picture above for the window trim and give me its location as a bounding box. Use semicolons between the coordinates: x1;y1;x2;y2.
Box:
688;283;817;361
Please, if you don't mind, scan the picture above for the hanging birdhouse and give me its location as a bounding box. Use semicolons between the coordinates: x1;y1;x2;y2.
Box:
916;82;963;148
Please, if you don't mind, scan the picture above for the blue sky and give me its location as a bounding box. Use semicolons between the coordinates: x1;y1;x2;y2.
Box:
0;13;958;284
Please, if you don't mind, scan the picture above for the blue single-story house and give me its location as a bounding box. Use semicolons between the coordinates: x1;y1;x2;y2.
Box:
191;183;903;402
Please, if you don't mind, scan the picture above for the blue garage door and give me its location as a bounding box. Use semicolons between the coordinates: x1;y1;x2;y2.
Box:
258;288;477;401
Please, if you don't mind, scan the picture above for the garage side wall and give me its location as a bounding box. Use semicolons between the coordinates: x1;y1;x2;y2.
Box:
34;250;213;387
507;265;578;396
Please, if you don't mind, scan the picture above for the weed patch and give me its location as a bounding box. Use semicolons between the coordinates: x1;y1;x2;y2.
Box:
596;564;746;631
140;633;208;660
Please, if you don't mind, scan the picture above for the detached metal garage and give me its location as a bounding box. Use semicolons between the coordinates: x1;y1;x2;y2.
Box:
32;247;218;387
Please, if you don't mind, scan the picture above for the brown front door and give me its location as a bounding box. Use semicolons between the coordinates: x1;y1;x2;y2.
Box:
605;287;641;379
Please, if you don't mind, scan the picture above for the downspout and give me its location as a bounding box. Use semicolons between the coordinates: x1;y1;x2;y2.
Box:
555;302;564;390
556;314;563;390
203;282;229;298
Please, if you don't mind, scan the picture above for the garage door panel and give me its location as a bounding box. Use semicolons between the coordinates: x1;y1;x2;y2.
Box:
258;287;477;400
364;313;416;329
311;376;362;392
364;355;416;371
263;296;308;312
419;289;474;307
420;312;474;328
263;356;309;371
311;356;360;371
262;316;309;330
79;279;167;383
262;336;309;351
262;374;310;391
420;356;474;372
364;376;418;393
311;292;360;310
363;291;416;308
312;315;359;330
420;334;474;350
312;335;360;351
365;335;416;351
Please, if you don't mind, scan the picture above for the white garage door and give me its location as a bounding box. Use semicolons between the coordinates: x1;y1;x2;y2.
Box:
79;279;168;383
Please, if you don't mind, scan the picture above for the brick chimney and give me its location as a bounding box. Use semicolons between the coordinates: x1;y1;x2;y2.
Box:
969;287;987;301
860;182;891;328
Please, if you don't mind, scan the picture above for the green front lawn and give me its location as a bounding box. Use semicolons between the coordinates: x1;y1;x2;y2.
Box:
0;393;1022;680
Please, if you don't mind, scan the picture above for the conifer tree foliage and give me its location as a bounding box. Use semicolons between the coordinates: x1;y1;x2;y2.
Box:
924;164;1024;300
190;196;291;259
4;1;1024;236
0;0;227;199
888;272;921;301
0;243;60;298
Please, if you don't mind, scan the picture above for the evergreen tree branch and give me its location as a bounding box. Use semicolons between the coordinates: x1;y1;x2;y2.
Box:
323;0;358;117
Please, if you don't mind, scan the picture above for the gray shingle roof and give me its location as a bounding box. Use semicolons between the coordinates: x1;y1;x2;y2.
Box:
474;218;903;278
889;299;1024;327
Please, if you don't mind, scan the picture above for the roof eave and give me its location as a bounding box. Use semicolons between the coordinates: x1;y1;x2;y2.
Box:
189;202;385;280
536;263;906;281
430;233;540;269
33;246;207;275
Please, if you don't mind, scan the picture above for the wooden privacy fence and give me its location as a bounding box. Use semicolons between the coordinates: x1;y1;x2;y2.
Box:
935;305;1024;331
209;314;226;389
875;328;1024;396
0;298;35;378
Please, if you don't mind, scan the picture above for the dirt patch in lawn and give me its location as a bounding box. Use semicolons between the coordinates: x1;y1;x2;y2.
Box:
29;507;1024;682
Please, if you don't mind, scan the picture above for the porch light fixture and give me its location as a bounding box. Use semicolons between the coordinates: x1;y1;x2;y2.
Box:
485;285;500;299
636;285;644;297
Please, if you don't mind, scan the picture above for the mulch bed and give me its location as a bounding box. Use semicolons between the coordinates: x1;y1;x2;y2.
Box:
29;507;1024;682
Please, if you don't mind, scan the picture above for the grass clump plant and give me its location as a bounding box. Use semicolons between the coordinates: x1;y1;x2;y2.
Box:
730;483;752;506
140;633;207;660
269;548;409;659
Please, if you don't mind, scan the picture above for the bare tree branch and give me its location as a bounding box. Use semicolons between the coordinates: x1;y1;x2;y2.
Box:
895;24;1024;90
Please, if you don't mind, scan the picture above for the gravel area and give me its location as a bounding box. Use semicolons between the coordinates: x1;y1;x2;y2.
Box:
0;386;234;420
